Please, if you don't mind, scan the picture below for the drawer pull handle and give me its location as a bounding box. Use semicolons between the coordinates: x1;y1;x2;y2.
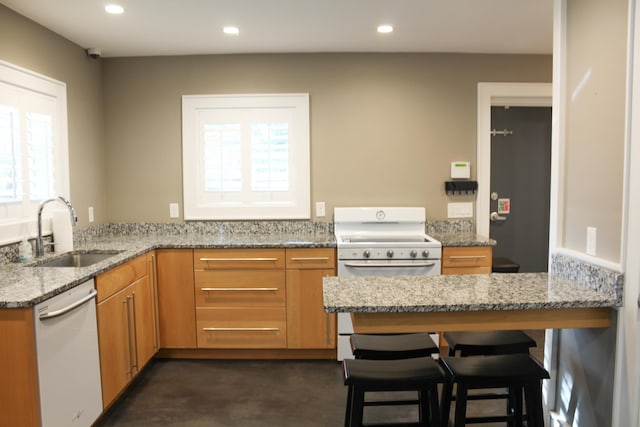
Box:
449;255;487;260
200;287;279;292
202;327;280;332
289;257;330;262
199;257;279;262
344;261;436;268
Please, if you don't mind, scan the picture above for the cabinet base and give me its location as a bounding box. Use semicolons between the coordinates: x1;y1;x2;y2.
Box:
157;348;336;360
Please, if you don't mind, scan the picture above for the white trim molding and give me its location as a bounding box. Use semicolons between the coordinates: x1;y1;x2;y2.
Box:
476;82;552;237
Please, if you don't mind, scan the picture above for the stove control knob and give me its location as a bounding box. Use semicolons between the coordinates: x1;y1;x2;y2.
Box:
410;250;418;258
387;250;394;258
422;250;430;258
363;250;371;258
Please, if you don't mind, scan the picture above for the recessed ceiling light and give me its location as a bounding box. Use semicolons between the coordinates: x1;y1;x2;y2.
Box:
105;4;124;14
377;25;394;34
223;26;240;35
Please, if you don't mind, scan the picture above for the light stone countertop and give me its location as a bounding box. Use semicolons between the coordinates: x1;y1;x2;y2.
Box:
0;232;335;308
322;273;619;313
430;232;495;247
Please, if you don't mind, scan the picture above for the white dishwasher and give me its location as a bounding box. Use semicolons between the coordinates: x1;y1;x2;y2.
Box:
34;279;103;427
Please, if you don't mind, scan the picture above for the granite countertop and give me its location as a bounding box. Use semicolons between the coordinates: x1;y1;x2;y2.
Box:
431;232;495;247
322;273;620;313
0;232;336;308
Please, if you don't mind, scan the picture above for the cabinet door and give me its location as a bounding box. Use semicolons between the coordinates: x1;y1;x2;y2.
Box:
131;275;155;371
156;249;197;348
97;286;132;408
286;268;336;349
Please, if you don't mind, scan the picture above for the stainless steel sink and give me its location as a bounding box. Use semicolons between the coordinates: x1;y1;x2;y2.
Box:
32;250;123;267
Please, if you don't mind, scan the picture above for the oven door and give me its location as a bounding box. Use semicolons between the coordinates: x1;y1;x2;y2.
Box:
336;258;441;360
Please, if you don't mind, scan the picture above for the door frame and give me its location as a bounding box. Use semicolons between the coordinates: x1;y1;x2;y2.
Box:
476;82;553;237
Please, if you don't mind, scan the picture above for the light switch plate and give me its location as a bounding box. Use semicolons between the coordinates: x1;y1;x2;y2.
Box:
448;202;473;218
169;203;180;218
586;227;597;256
88;206;94;223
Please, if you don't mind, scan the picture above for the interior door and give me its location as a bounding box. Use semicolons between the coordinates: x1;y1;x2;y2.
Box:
490;106;552;272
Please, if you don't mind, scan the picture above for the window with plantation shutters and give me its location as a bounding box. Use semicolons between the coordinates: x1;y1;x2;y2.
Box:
0;61;69;244
182;94;310;220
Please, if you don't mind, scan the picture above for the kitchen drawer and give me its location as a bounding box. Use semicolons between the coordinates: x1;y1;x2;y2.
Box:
194;270;286;307
442;246;492;268
96;254;147;302
194;249;285;270
285;248;336;269
196;307;287;348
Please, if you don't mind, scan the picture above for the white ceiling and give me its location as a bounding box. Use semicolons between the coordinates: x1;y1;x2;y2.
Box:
0;0;554;58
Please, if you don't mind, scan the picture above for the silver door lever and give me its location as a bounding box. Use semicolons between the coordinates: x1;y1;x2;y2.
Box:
490;212;507;222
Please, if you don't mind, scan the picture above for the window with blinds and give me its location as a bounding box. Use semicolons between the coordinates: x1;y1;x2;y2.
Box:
182;94;310;220
0;61;69;244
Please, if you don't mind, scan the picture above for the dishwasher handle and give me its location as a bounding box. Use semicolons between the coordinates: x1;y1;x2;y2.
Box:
39;289;98;320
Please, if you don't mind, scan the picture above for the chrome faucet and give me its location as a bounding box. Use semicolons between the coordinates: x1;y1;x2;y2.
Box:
36;196;77;257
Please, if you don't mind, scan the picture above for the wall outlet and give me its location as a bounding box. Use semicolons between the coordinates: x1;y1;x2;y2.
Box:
586;226;597;256
447;202;473;218
169;203;180;218
316;201;326;217
88;206;94;223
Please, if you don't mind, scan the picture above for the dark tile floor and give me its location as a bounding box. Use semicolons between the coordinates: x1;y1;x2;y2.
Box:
95;331;545;427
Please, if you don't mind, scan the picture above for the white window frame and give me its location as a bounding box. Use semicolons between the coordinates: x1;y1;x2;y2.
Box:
0;60;69;245
182;93;310;220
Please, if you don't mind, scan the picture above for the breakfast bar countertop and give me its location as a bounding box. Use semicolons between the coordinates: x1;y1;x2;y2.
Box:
322;272;620;314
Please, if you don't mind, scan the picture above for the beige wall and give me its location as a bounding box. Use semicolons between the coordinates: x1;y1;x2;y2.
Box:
0;5;107;229
562;0;627;262
103;53;551;223
0;4;552;227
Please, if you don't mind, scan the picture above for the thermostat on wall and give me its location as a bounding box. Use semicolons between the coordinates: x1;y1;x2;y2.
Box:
450;161;471;179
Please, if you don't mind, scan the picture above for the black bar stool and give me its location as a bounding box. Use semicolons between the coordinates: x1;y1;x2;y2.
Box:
349;333;440;412
439;354;550;427
343;357;446;427
351;333;439;360
442;330;537;424
444;330;536;357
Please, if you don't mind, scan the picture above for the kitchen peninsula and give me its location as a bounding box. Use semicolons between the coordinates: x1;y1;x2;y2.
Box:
322;265;622;333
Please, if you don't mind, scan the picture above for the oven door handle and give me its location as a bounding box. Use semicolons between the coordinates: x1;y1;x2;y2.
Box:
343;261;436;268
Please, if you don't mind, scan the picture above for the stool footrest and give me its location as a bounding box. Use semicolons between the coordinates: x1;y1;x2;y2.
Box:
465;415;516;423
451;393;509;402
362;423;426;427
463;392;510;401
364;399;420;407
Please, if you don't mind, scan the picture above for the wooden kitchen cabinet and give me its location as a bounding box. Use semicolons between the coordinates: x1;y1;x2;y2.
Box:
96;285;132;408
96;253;157;408
194;248;287;349
441;246;492;275
156;249;196;348
285;248;336;349
0;308;41;427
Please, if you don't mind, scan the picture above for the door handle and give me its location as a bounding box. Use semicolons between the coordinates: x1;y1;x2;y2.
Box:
490;212;507;222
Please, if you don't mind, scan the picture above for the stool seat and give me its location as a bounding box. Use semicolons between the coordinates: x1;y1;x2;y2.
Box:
343;358;446;427
440;354;550;427
351;333;439;360
440;353;550;383
444;330;536;356
492;257;520;273
344;357;445;387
